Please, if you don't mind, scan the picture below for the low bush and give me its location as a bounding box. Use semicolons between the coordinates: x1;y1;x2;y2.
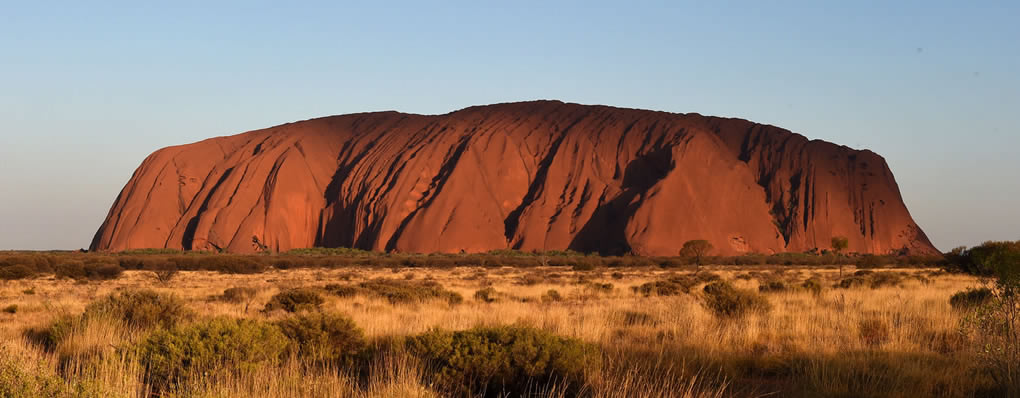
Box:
584;282;614;293
136;318;291;392
325;279;463;305
323;283;361;298
406;325;593;397
516;273;545;286
837;276;869;289
633;280;686;297
3;304;17;314
802;278;824;295
758;280;788;293
950;287;994;310
702;281;771;318
868;272;904;288
263;288;325;313
83;289;191;330
54;260;123;281
275;312;366;367
0;254;54;277
474;287;498;303
633;272;721;297
0;264;34;280
217;286;260;304
152;267;178;285
541;289;563;302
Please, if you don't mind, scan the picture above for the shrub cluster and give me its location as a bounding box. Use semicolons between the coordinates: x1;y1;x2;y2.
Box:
945;241;1020;276
702;281;771;318
757;279;788;293
474;287;498;303
263;288;325;313
837;271;905;289
0;254;55;280
633;272;721;297
274;312;366;367
216;286;260;304
30;290;191;352
137;318;291;392
324;279;463;305
82;289;192;329
406;325;593;397
950;287;994;310
55;259;123;281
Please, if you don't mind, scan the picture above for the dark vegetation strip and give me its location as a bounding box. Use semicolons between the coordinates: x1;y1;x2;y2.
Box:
0;247;951;282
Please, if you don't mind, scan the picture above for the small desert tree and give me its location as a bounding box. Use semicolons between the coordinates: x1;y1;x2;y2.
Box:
832;236;849;277
963;242;1020;393
680;240;713;269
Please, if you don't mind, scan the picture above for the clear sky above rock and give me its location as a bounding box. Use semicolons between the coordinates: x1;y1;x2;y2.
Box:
1;1;1016;251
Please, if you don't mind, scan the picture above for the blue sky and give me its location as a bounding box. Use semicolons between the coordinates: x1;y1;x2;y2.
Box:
1;1;1016;251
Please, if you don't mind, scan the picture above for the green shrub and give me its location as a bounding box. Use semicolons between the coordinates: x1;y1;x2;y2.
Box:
702;281;770;318
274;312;366;367
263;288;325;313
950;287;994;310
572;262;595;271
83;289;191;329
406;326;593;397
474;287;498;303
136;318;291;392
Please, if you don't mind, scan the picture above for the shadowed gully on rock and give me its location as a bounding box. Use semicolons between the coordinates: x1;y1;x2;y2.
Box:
91;101;937;256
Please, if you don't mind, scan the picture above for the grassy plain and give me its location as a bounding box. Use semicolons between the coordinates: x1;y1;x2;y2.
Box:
0;254;1005;397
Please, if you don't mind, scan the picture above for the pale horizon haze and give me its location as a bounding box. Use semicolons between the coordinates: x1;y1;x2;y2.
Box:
1;2;1017;251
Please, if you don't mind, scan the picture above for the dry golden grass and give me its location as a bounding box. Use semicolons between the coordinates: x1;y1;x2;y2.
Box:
0;265;999;397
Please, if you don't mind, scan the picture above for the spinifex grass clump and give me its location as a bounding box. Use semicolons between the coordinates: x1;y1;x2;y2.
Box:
406;325;594;397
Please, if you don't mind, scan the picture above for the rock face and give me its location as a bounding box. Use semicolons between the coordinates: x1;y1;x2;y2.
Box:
91;101;937;256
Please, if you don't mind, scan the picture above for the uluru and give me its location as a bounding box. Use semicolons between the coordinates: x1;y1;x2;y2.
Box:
90;100;937;256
